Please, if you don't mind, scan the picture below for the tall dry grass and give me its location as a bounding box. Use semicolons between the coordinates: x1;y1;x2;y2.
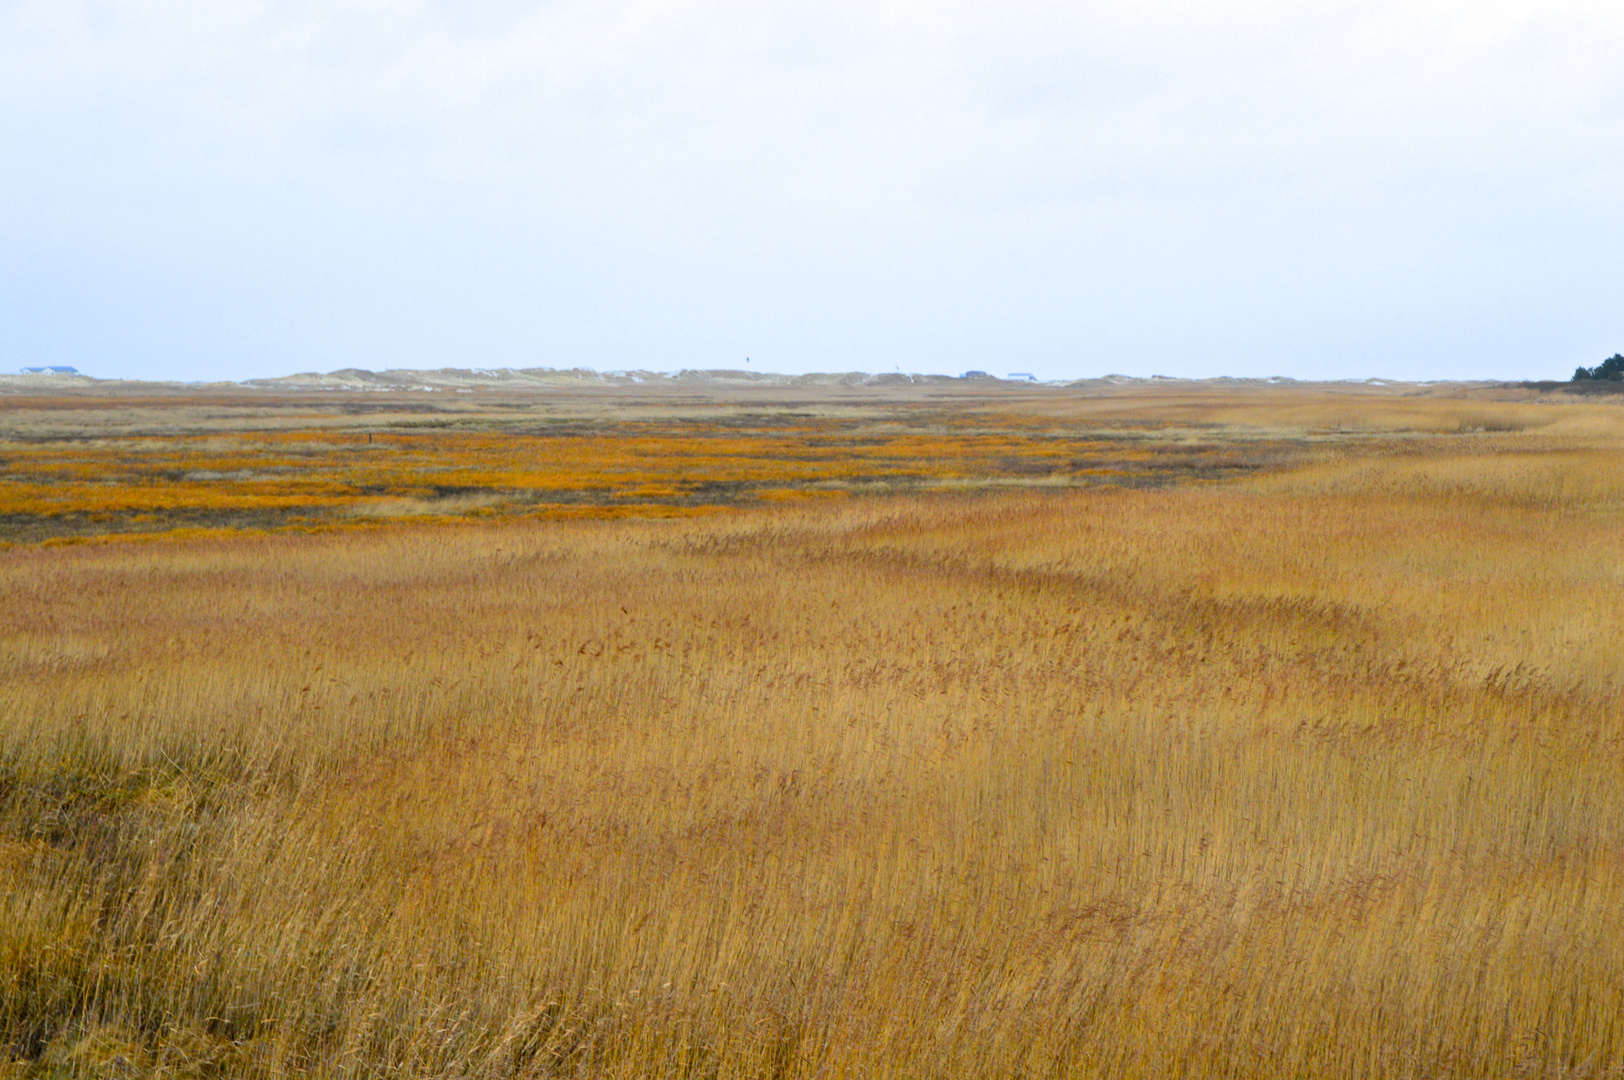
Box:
2;439;1623;1077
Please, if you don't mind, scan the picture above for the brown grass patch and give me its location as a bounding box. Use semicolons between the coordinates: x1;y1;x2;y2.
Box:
3;402;1623;1075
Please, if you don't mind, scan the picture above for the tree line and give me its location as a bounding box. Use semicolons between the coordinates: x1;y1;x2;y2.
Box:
1573;354;1624;381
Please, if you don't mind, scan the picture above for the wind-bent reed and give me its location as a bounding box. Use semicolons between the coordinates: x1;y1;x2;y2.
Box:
2;436;1622;1078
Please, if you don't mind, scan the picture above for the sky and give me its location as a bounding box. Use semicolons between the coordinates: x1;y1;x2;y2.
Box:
1;0;1621;383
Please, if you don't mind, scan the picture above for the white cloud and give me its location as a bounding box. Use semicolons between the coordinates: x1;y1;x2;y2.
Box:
1;0;1620;379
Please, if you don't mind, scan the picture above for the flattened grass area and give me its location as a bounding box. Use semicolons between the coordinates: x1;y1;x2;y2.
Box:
3;381;1624;1078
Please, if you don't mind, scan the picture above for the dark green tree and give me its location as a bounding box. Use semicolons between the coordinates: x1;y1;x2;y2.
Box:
1573;354;1624;381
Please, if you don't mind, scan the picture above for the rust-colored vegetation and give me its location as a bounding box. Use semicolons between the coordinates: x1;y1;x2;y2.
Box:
0;385;1392;543
2;383;1622;1077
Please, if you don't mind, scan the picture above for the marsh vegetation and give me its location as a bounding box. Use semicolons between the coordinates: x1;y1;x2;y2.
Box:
2;381;1621;1077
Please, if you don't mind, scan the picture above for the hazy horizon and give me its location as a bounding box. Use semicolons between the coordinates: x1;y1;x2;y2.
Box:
4;1;1621;385
5;360;1565;385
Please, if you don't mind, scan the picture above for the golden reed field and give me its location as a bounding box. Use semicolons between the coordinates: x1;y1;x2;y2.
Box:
2;379;1623;1078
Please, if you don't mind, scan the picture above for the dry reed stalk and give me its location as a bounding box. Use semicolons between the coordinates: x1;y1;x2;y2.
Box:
1;430;1622;1078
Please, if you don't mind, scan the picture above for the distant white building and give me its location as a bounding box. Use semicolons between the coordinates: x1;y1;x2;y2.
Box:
19;366;79;375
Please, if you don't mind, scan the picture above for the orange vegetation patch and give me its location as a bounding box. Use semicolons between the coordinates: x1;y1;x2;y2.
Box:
0;413;1280;543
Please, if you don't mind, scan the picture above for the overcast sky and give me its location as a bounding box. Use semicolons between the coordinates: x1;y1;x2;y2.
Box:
2;0;1620;382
